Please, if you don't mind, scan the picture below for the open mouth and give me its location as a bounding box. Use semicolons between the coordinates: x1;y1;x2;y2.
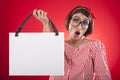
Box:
75;31;80;36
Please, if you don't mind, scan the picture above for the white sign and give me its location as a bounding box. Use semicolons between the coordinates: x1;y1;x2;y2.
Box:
9;32;64;76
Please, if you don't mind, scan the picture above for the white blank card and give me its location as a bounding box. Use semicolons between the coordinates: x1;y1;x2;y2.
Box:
9;32;64;76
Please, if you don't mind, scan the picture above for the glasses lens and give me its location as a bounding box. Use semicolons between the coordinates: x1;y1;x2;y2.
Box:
71;17;80;26
81;20;89;26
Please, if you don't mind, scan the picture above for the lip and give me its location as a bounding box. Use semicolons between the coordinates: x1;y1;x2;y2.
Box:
75;31;80;36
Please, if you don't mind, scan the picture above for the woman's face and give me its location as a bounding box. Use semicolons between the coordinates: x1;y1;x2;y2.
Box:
68;13;89;40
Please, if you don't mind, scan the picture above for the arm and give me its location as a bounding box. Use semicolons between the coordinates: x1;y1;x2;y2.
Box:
93;41;111;80
33;9;51;32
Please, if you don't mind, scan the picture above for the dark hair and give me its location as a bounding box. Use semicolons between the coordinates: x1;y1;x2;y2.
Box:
65;6;94;37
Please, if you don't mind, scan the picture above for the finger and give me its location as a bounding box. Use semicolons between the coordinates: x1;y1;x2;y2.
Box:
37;10;43;19
40;10;44;19
37;10;41;18
43;12;47;19
33;9;37;16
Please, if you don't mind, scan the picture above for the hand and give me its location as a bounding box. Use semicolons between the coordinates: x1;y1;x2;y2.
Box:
33;9;50;32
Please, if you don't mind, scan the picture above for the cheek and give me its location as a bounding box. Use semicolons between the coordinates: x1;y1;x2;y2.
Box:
82;26;88;32
68;25;73;32
68;25;75;34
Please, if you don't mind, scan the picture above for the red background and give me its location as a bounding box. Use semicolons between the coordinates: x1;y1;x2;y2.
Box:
0;0;120;80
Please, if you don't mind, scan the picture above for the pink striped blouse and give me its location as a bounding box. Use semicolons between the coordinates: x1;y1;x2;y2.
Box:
49;40;111;80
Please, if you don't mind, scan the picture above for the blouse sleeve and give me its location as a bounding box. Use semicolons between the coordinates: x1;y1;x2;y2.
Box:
92;41;112;80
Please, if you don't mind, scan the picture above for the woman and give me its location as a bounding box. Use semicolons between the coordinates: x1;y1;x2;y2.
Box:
33;6;111;80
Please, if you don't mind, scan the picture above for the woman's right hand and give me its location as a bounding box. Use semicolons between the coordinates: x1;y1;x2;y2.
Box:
33;9;50;32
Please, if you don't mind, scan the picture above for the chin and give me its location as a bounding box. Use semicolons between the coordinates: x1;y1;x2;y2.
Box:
72;36;81;40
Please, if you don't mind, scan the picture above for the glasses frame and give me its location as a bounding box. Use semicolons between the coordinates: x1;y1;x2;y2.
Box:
70;16;90;27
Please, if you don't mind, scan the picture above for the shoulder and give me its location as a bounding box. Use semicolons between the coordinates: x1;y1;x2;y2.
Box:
87;39;104;45
82;39;104;46
88;40;106;58
88;39;105;50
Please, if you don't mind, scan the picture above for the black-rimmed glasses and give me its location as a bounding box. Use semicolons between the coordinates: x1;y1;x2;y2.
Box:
70;16;89;27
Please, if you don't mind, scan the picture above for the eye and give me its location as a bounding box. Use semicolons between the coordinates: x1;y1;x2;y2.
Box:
72;18;80;23
82;20;89;25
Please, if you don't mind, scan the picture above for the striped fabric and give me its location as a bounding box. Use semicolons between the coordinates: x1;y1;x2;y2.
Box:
49;40;111;80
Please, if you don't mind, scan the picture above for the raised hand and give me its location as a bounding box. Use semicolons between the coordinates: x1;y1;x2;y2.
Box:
33;9;50;32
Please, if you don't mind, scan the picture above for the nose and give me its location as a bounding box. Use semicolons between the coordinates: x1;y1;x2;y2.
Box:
76;23;82;30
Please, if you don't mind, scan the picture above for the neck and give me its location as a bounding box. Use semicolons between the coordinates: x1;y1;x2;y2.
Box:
69;36;86;45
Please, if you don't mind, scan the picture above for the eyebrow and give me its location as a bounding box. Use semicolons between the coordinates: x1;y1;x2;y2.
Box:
72;16;89;21
82;18;89;21
72;16;80;18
